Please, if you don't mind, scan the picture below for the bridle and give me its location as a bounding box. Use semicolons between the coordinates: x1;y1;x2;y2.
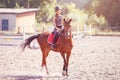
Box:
60;18;72;39
64;25;72;39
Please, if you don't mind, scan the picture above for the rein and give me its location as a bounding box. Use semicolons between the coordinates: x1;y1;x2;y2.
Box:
59;27;72;39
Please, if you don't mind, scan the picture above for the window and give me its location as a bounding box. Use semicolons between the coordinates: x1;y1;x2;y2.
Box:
2;19;9;31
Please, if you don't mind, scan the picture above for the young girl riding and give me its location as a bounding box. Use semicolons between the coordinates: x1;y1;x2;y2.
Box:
51;6;64;49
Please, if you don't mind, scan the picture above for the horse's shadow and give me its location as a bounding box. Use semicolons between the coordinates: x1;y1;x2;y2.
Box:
1;75;65;80
1;75;41;80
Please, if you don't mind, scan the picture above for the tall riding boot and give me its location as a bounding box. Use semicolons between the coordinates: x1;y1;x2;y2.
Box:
51;32;58;49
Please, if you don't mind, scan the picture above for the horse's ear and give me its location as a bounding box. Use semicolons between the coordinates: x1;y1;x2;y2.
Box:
63;18;66;22
69;19;72;23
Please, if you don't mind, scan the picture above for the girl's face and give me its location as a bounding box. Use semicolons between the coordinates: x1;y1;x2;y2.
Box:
56;10;61;15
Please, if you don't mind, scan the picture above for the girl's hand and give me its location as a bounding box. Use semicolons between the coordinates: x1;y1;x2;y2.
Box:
56;27;61;32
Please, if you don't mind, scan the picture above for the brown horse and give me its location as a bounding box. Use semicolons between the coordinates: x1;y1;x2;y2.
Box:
21;19;73;76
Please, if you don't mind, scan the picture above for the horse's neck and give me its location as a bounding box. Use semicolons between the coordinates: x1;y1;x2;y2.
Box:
60;33;72;43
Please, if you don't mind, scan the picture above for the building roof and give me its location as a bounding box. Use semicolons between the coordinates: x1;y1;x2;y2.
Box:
0;8;39;14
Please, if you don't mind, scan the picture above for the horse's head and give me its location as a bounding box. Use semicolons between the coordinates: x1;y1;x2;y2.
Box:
63;18;72;39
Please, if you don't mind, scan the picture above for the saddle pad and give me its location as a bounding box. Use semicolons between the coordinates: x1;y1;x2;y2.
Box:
47;33;54;44
47;33;60;44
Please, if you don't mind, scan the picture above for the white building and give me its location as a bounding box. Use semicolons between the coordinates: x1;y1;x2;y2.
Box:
0;8;38;33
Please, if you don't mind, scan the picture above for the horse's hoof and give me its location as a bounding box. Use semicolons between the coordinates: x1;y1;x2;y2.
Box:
46;71;49;75
62;70;65;76
62;71;68;76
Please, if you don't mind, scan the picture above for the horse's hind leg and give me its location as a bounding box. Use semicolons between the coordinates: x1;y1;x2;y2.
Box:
41;49;50;74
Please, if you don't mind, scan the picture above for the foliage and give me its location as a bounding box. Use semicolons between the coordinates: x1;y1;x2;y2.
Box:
62;3;85;31
61;2;106;31
0;0;30;8
86;12;107;27
84;0;120;27
0;0;57;23
0;0;16;8
84;0;99;12
36;0;57;23
1;0;119;28
95;0;120;27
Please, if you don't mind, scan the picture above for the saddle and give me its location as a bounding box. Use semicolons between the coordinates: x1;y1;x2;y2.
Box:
47;32;60;44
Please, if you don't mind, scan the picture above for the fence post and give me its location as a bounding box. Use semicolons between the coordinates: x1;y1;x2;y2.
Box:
83;23;87;35
89;24;92;38
77;25;80;39
23;25;25;40
32;25;38;49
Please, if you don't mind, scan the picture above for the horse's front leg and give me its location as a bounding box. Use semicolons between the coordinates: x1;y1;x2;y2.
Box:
60;52;67;76
65;52;71;76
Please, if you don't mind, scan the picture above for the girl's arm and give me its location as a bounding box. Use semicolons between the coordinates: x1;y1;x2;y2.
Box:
53;16;56;27
61;15;64;29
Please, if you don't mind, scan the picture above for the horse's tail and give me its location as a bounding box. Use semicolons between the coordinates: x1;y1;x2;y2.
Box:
20;34;40;51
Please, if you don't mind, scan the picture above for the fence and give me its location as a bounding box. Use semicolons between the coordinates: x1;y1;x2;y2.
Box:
0;24;120;41
0;24;37;40
71;26;120;39
72;24;92;39
95;27;120;36
0;23;93;40
0;24;38;47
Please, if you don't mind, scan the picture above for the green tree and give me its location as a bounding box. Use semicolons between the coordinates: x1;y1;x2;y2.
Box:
15;0;29;8
84;0;100;13
0;0;57;23
62;3;89;31
0;0;6;7
36;0;57;23
0;0;30;8
95;0;120;27
86;12;106;27
0;0;16;8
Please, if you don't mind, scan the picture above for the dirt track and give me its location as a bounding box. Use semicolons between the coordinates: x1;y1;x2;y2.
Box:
0;36;120;80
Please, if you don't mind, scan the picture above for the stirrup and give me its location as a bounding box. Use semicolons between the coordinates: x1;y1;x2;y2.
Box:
51;44;56;49
51;45;55;50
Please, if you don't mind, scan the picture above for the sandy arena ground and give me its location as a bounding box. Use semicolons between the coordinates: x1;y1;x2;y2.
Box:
0;36;120;80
